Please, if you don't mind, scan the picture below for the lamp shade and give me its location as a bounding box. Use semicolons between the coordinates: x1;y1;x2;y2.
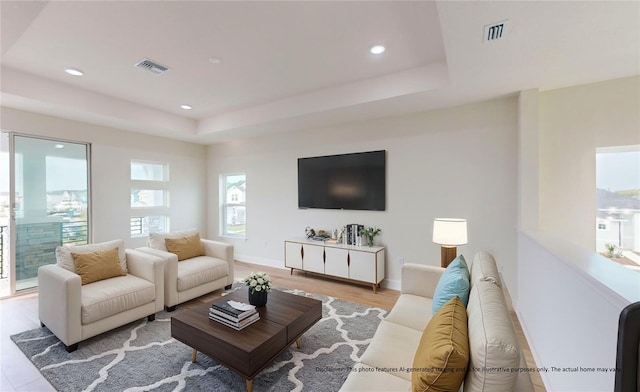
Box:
432;218;468;246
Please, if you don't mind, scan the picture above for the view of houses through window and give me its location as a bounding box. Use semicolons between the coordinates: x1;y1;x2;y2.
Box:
222;173;246;238
596;146;640;268
130;161;169;236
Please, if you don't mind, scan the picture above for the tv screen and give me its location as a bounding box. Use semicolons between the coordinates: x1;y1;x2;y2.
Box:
298;150;386;211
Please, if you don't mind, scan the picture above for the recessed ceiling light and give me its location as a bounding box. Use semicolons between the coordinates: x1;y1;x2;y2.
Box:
54;144;64;149
370;45;386;55
180;104;192;110
64;67;84;76
209;57;222;64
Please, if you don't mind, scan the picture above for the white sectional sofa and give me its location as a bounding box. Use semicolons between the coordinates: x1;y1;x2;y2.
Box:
340;252;535;391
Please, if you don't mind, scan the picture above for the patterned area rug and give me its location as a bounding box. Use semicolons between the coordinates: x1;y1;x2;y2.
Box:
11;288;386;392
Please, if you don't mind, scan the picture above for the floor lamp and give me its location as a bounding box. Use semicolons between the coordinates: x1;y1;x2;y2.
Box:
432;218;468;268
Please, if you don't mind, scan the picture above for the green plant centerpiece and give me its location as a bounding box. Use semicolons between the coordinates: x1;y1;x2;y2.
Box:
604;243;623;258
360;227;381;247
244;272;271;306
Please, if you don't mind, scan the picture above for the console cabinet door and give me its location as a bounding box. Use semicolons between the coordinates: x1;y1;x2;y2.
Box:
285;242;303;270
303;244;325;274
324;247;349;278
349;251;376;283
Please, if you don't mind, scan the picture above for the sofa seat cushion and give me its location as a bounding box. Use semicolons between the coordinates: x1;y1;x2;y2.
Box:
359;320;423;381
177;256;228;292
81;275;156;324
384;294;433;332
341;363;411;391
464;280;520;392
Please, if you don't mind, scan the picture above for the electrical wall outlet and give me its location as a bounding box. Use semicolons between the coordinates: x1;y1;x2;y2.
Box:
397;257;404;266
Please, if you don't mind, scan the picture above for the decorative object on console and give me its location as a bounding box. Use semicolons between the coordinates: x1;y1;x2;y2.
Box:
346;224;364;245
432;218;468;267
359;227;381;247
244;271;271;307
305;226;316;238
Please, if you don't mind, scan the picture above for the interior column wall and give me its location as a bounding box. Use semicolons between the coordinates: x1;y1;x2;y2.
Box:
539;76;640;250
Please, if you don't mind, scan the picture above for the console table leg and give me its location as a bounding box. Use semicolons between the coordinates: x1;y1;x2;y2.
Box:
296;337;301;348
290;268;293;275
191;348;197;363
246;379;253;392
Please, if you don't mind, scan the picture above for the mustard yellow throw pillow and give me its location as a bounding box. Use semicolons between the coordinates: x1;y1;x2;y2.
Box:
72;247;125;285
165;233;204;261
412;295;470;392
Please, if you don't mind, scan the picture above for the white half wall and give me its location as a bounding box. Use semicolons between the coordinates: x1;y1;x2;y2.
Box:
207;97;519;293
1;107;207;249
518;230;639;392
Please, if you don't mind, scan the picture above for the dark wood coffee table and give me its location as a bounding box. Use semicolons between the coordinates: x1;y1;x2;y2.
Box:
171;289;322;392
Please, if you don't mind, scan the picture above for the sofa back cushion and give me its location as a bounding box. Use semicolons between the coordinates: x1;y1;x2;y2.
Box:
72;247;125;285
56;239;127;274
432;255;470;314
412;295;469;392
464;280;520;392
470;251;501;288
148;228;199;252
165;233;205;261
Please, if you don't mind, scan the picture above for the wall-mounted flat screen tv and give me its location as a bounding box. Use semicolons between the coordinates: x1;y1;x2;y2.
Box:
298;150;386;211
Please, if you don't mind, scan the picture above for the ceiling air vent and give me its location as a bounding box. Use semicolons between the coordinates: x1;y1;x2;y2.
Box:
483;20;508;42
134;59;169;75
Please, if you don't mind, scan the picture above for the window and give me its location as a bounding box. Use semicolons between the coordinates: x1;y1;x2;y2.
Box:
221;173;246;237
130;216;168;236
595;146;640;255
131;161;169;237
131;161;167;181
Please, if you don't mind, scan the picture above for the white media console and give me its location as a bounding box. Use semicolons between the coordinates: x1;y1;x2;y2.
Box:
284;238;385;293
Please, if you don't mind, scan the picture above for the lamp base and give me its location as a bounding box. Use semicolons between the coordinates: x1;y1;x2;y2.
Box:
440;246;457;268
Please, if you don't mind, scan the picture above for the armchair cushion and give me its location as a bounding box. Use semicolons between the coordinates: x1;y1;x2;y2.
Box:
177;255;229;292
165;233;204;261
72;247;125;285
56;239;127;274
81;275;156;324
148;229;199;252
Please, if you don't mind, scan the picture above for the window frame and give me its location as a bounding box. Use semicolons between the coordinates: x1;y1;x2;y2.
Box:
220;173;246;239
130;160;170;238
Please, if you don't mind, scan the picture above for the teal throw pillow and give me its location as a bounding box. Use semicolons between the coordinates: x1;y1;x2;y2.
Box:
432;255;470;315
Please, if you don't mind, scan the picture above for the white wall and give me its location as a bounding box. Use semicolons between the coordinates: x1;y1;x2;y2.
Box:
518;231;638;391
1;107;207;249
207;97;518;290
539;76;640;250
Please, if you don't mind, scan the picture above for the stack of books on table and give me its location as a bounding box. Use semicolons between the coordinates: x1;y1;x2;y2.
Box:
209;300;259;330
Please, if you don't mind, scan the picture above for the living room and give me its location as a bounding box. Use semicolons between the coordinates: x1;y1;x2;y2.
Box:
1;1;639;391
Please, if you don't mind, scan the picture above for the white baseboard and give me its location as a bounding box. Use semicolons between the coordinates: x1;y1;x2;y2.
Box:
381;279;400;291
235;254;287;270
515;307;551;390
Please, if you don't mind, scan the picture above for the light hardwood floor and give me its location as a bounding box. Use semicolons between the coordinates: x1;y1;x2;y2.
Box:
0;260;545;391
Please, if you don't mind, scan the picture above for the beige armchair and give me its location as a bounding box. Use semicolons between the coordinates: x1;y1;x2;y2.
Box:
137;229;234;311
38;240;165;352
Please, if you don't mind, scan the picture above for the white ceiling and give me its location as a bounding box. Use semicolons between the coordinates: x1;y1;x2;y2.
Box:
1;1;639;144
